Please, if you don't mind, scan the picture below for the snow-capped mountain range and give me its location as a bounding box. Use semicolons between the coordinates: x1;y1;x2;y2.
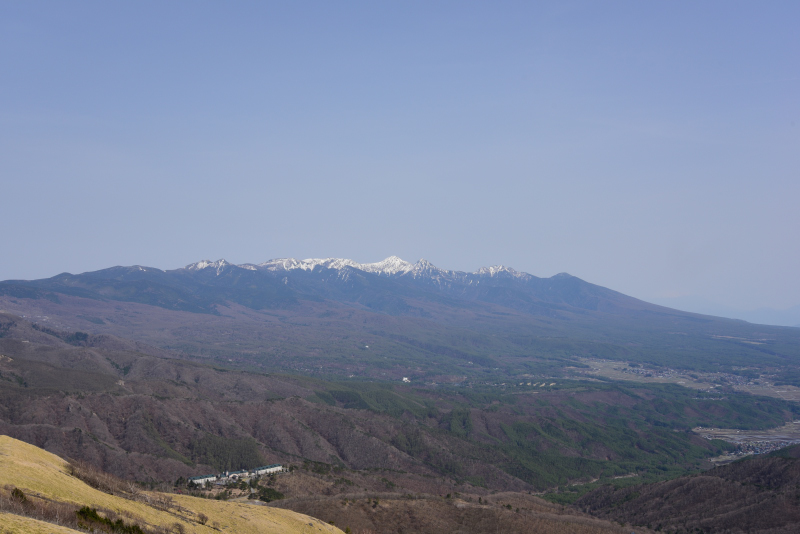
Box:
0;254;629;319
185;256;538;281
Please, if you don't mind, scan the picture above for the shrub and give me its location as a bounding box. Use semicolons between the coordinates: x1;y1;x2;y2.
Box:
11;487;27;504
258;487;285;503
76;506;146;534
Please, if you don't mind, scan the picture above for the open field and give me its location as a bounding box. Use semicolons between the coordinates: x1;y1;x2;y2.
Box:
735;383;800;402
695;420;800;444
574;358;800;402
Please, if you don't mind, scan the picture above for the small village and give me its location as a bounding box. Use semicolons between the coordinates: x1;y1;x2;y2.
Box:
187;463;284;488
735;440;800;456
695;421;800;463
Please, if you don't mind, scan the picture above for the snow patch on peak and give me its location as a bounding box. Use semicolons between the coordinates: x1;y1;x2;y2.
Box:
362;256;415;275
413;258;436;270
258;256;415;276
410;258;447;278
258;258;310;271
477;265;513;276
186;260;214;270
185;259;231;275
257;257;358;272
476;265;529;279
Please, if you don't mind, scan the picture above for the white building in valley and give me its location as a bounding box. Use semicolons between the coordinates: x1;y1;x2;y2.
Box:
252;464;283;476
188;474;217;485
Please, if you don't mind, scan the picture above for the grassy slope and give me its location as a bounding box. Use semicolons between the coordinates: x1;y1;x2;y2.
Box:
0;435;341;534
0;513;83;534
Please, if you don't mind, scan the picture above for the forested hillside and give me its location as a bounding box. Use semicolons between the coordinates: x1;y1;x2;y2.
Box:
1;313;796;495
577;446;800;533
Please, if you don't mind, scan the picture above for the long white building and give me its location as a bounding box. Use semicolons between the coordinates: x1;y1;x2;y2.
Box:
252;464;283;476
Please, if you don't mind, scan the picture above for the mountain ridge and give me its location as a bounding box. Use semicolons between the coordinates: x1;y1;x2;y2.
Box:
0;255;640;320
2;255;799;381
189;256;539;279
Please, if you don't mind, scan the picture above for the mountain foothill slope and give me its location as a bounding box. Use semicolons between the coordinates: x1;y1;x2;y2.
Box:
1;256;798;381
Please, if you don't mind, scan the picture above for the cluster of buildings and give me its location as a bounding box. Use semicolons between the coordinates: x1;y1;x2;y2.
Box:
188;464;284;486
457;379;558;389
733;440;800;456
617;366;674;379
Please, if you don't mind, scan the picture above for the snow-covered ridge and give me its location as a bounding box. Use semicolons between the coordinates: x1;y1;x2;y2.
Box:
184;259;233;275
185;256;535;279
256;255;415;275
476;265;532;280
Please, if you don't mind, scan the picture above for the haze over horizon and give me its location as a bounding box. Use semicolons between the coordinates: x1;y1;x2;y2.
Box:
2;2;798;315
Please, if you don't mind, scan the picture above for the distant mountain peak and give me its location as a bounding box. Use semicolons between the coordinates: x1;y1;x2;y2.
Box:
184;259;231;275
364;256;416;275
477;265;512;276
475;265;531;280
411;258;439;273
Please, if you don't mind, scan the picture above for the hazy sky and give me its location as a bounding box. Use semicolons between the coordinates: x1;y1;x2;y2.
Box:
2;1;798;312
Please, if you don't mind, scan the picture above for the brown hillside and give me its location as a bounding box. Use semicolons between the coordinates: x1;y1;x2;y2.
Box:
0;311;760;497
577;453;800;533
0;313;524;490
270;491;648;534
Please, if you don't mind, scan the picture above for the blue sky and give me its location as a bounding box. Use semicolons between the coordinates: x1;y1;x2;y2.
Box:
1;1;798;315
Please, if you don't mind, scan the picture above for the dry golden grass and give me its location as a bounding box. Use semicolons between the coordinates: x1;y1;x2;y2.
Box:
0;512;83;534
0;435;342;534
0;512;84;534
